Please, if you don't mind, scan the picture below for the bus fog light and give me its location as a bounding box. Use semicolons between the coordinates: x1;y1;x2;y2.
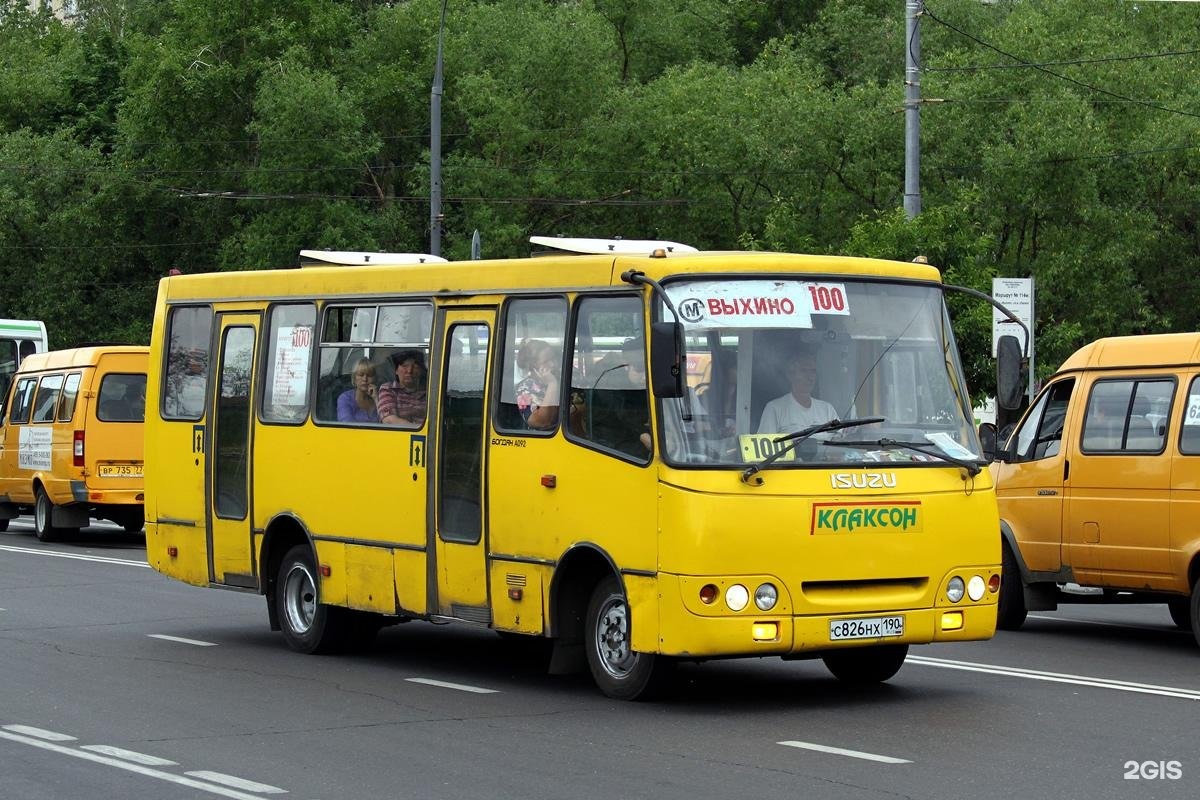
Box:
754;583;778;611
941;611;964;631
947;577;965;603
752;622;778;641
967;575;986;601
725;584;749;612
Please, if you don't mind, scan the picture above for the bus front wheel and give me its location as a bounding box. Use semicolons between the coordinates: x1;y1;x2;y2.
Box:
822;644;908;685
276;544;346;654
585;576;672;701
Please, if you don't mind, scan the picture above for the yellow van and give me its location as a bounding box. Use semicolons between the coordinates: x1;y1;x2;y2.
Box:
987;333;1200;647
0;346;148;540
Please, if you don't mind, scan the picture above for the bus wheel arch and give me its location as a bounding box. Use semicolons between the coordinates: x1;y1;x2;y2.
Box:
260;514;315;634
547;544;620;676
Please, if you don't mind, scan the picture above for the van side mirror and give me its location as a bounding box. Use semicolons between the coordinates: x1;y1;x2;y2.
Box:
650;321;684;398
978;422;999;462
996;334;1024;411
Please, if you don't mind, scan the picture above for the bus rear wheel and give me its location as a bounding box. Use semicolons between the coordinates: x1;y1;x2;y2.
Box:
585;576;672;701
276;544;347;654
0;519;7;532
34;488;61;543
822;644;908;685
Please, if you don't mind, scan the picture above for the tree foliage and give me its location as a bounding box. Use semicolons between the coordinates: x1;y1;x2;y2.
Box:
2;0;1200;401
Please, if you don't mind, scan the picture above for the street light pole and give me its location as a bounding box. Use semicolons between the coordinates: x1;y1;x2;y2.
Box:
904;0;922;219
430;0;448;257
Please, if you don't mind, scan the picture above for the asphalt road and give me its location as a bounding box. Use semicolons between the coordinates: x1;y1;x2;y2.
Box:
2;516;1197;800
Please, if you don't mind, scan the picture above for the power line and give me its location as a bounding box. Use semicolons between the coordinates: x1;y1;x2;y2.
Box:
926;47;1200;73
922;6;1200;121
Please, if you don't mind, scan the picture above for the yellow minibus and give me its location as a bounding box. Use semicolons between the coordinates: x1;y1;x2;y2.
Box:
144;241;1005;699
0;346;148;539
988;333;1200;646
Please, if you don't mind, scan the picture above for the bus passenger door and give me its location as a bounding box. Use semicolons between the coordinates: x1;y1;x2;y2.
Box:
207;314;259;587
430;311;494;621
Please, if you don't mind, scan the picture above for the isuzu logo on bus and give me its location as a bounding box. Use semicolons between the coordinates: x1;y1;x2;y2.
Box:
830;472;897;489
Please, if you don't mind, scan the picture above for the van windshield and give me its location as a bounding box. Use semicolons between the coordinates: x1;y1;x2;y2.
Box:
658;278;981;469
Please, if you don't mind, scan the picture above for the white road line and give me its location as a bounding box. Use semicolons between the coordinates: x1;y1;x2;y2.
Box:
81;745;178;766
0;544;149;568
778;740;911;764
185;771;288;794
405;677;499;694
908;655;1200;701
0;729;277;800
147;634;218;647
1027;613;1163;630
2;725;76;741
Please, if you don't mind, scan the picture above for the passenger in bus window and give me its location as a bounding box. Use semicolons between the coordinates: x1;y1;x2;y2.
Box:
756;349;837;434
592;337;652;454
377;350;427;426
337;357;380;423
514;339;561;430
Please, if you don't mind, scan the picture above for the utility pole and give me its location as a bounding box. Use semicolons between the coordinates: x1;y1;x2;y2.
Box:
904;0;922;219
430;0;448;257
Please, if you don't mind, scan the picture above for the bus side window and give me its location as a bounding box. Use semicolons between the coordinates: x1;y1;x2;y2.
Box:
495;297;567;434
567;297;651;462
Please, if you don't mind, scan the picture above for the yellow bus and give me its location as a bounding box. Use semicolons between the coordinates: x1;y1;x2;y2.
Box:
144;239;1005;699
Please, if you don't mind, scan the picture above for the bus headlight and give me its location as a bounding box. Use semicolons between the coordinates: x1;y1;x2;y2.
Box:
947;576;965;603
967;575;986;602
754;583;778;611
725;584;749;612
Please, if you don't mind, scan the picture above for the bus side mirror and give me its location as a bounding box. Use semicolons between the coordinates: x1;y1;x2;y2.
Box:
650;321;684;398
996;334;1023;411
978;422;999;462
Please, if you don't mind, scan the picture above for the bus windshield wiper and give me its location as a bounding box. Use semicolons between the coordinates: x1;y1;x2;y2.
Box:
825;437;983;477
740;417;885;485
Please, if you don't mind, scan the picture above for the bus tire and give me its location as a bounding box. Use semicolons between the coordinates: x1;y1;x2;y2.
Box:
34;488;61;543
822;644;908;685
1167;597;1191;631
997;541;1028;630
585;576;672;701
0;519;7;532
276;544;346;654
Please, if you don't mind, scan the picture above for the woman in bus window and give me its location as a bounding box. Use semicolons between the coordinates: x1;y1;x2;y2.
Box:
514;339;561;430
337;357;380;424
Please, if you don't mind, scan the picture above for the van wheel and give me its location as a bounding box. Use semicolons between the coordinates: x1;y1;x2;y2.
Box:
585;576;673;700
1190;577;1200;649
823;644;908;685
1167;597;1192;630
34;489;60;543
997;542;1028;630
276;544;347;654
121;509;145;534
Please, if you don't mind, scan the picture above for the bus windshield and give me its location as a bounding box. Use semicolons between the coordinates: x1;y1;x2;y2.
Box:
659;278;981;468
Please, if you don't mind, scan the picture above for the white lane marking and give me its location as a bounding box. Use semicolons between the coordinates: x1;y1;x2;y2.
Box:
81;745;178;766
147;634;218;647
0;729;277;800
1027;613;1169;630
0;544;149;568
908;655;1200;700
778;740;911;764
405;677;499;694
2;725;76;741
185;771;288;794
